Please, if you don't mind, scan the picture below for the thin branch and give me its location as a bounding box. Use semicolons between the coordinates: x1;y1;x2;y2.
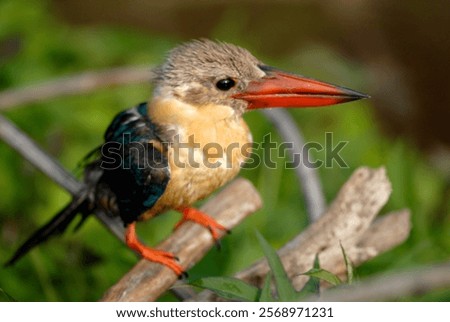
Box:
261;109;326;222
0;114;125;241
0;114;83;195
100;178;262;302
0;66;151;110
307;261;450;301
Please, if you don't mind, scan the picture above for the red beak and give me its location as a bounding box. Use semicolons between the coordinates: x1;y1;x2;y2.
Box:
233;66;369;109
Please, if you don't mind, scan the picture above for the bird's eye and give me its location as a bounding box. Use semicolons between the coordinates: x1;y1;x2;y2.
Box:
216;78;236;91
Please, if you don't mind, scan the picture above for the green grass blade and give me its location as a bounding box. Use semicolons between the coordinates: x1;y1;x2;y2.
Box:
255;230;297;301
302;268;342;286
340;242;354;284
296;274;320;299
296;254;321;299
0;288;16;302
190;277;260;301
259;272;276;302
313;254;320;269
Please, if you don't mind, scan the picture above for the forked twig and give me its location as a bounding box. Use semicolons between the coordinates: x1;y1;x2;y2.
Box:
193;167;412;301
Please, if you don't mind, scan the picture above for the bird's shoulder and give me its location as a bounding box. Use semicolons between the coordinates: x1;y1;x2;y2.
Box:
102;102;169;164
104;102;156;143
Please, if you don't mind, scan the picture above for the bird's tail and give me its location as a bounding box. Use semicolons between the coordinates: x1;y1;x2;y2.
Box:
5;191;91;266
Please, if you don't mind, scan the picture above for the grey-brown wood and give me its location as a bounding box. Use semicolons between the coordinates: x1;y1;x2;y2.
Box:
0;66;151;110
237;167;392;289
193;167;411;301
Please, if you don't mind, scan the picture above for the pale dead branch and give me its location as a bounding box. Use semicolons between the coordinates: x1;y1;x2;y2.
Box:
193;167;412;301
0;66;151;110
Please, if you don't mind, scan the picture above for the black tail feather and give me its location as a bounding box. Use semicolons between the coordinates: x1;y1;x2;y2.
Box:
5;192;89;266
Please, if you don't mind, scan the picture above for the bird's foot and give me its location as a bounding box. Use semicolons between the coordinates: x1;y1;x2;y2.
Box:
175;207;230;248
125;222;185;277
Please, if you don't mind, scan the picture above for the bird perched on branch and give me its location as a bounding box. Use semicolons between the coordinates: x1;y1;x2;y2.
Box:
6;39;367;276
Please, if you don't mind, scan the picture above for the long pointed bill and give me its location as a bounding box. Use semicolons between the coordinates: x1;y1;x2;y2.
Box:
233;66;369;109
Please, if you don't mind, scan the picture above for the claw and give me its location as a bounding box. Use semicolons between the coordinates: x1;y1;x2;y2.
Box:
125;222;184;276
175;208;228;243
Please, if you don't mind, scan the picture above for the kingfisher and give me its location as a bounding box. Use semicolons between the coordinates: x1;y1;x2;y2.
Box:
6;39;367;276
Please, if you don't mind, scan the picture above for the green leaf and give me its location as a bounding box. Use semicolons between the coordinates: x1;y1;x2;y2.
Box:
259;272;276;302
340;242;354;284
255;230;297;301
0;288;16;302
190;277;259;301
313;253;321;269
296;254;321;299
297;275;320;299
302;268;342;286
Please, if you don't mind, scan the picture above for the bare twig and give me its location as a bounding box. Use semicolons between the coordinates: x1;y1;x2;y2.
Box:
100;178;262;302
0;114;125;241
0;66;151;110
356;209;411;254
307;261;450;301
0;114;83;195
316;209;411;281
261;109;326;222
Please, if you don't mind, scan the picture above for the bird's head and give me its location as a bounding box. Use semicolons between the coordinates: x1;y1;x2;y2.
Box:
152;39;367;114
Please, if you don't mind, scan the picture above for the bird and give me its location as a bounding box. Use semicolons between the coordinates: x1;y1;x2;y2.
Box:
5;39;368;276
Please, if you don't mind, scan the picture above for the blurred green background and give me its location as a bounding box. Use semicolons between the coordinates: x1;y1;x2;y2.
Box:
0;0;449;301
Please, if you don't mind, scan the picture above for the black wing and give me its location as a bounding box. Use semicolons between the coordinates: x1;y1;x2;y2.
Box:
6;102;170;265
98;102;170;225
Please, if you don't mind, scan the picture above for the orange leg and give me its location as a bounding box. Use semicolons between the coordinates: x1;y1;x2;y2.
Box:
174;207;229;241
125;222;184;276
